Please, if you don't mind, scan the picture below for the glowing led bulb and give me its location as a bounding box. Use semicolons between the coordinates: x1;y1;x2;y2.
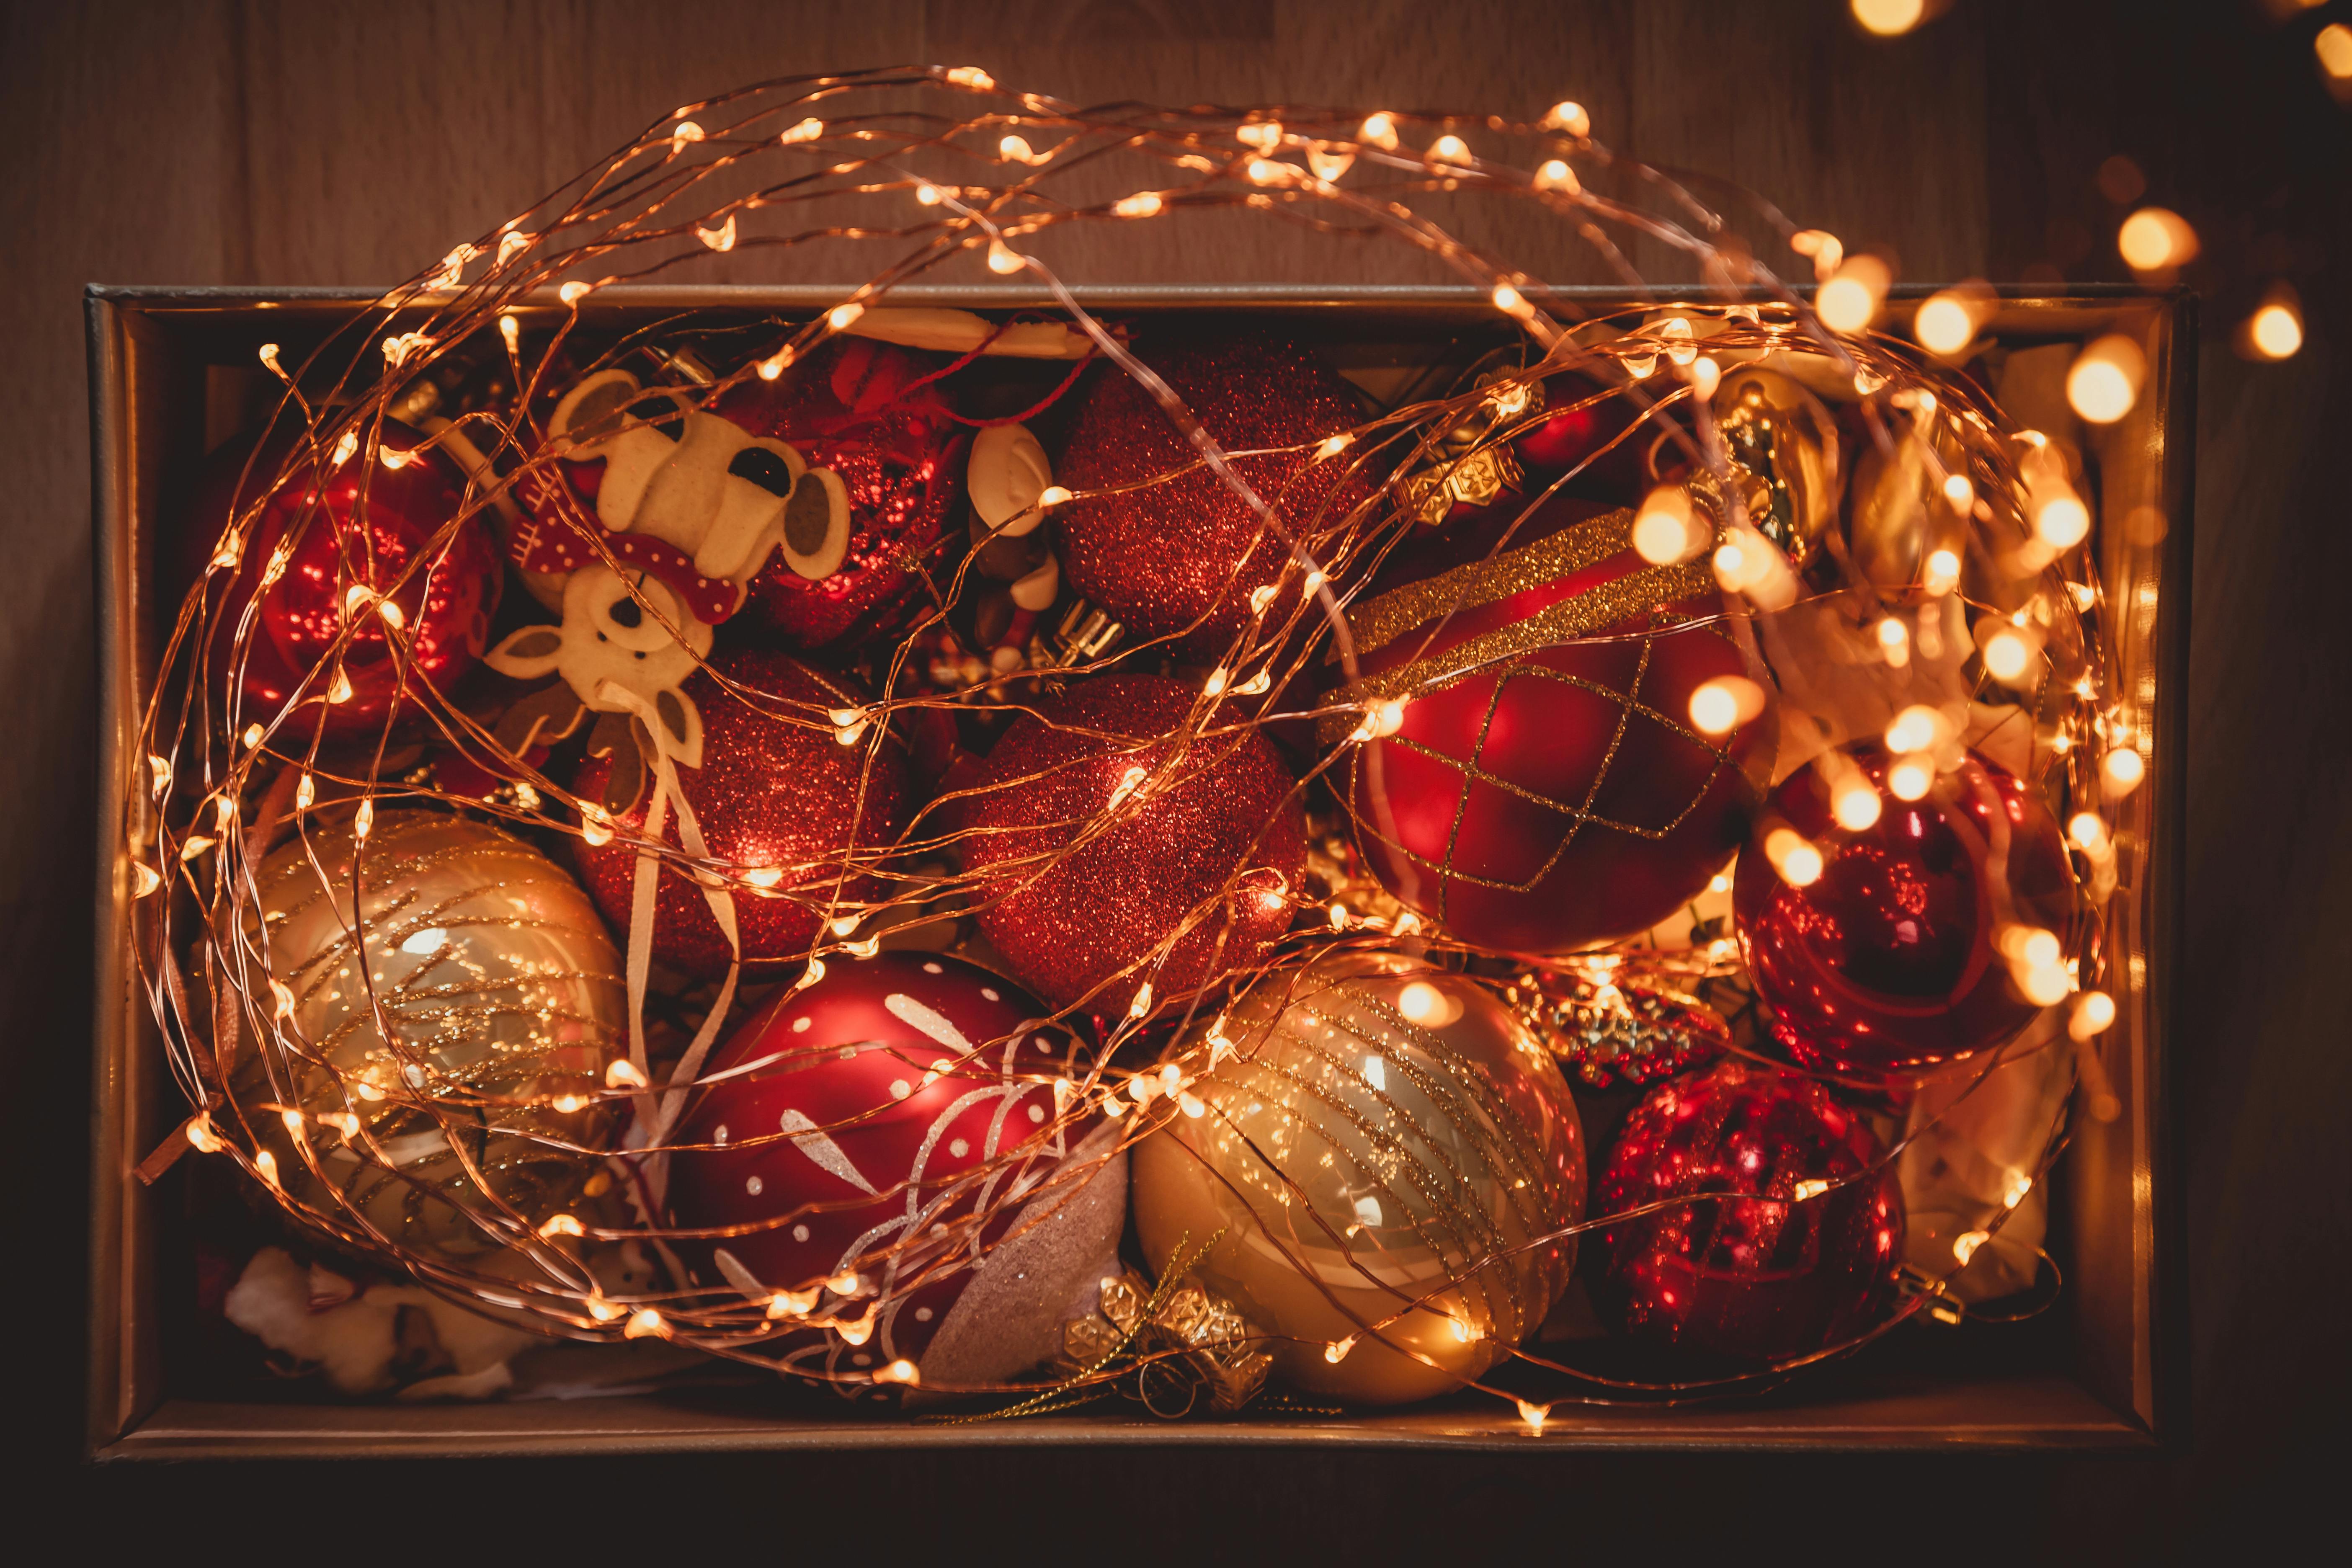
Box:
624;1308;666;1339
1491;281;1529;317
2067;811;2110;853
2069;989;2117;1041
1886;753;1935;801
1792;1179;1831;1202
1952;1229;1990;1266
539;1214;585;1239
1360;112;1398;150
1831;773;1883;832
1764;828;1823;888
1980;626;2035;683
696;213;738;252
1429;134;1470;164
1396;981;1443;1024
1113;191;1163;218
1876;616;1911;667
1543;100;1591;137
1924;548;1962;592
2034;490;2091;550
1632;486;1697;564
186;1114;227;1154
2100;746;2146;798
351;799;374;839
828;302;866;330
758;346;795;380
1883;704;1942;754
2067;336;2146;424
998;133;1035;163
131;861;162;898
2318;22;2352;79
559;281;591;307
1914;292;1977;356
2249;300;2303;360
1325;1335;1358;1364
1516;1399;1551;1436
1534;159;1578;193
2117;207;2197;272
986;239;1023;274
1687;676;1764;736
606;1058;649;1090
1817;257;1890;334
1941;473;1975;511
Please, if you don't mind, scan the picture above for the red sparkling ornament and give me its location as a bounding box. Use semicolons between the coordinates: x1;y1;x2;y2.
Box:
959;674;1305;1014
1344;490;1773;954
1055;335;1372;659
669;950;1118;1387
1734;745;2078;1080
721;339;969;647
1594;1057;1904;1364
572;649;910;980
183;420;500;735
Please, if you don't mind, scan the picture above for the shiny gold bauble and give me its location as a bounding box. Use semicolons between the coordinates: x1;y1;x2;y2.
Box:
1708;364;1839;570
1132;952;1586;1406
234;810;627;1261
1847;418;1970;597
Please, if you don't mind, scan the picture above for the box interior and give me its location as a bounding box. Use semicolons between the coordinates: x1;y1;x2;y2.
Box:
86;286;2187;1457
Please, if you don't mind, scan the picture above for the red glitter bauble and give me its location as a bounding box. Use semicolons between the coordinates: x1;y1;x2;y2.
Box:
1734;745;2078;1080
669;950;1121;1389
1594;1057;1903;1364
720;339;969;647
572;649;910;979
959;674;1305;1014
1055;335;1372;659
1344;490;1773;954
183;420;500;736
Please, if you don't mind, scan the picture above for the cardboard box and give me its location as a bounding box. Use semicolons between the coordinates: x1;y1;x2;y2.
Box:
85;285;2190;1456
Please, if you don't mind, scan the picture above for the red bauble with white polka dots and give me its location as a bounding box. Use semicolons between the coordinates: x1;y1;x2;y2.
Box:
667;950;1125;1393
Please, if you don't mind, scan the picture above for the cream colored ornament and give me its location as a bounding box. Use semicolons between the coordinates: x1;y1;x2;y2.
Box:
1847;418;1970;597
967;421;1055;539
1900;1035;2073;1304
1132;952;1585;1406
235;811;627;1263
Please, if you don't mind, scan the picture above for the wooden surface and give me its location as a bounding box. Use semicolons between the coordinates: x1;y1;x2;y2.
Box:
5;0;2345;1552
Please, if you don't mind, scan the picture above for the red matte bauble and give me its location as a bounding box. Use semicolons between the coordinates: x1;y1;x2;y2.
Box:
1594;1057;1903;1364
572;649;910;979
668;950;1103;1382
720;339;969;647
1345;491;1773;954
1055;335;1372;659
959;674;1305;1014
183;420;500;735
1734;745;2078;1080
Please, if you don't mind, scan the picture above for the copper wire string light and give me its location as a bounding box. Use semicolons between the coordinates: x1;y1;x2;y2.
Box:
129;67;2146;1423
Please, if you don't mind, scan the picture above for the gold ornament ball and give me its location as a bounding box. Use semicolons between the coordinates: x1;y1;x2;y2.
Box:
233;810;627;1262
1709;364;1840;570
1132;952;1586;1406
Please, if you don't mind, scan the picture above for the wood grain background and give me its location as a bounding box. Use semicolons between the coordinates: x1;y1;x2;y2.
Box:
5;0;2346;1550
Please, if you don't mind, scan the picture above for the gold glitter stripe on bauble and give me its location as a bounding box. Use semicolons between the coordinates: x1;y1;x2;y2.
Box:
1345;506;1638;660
1320;556;1719;744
